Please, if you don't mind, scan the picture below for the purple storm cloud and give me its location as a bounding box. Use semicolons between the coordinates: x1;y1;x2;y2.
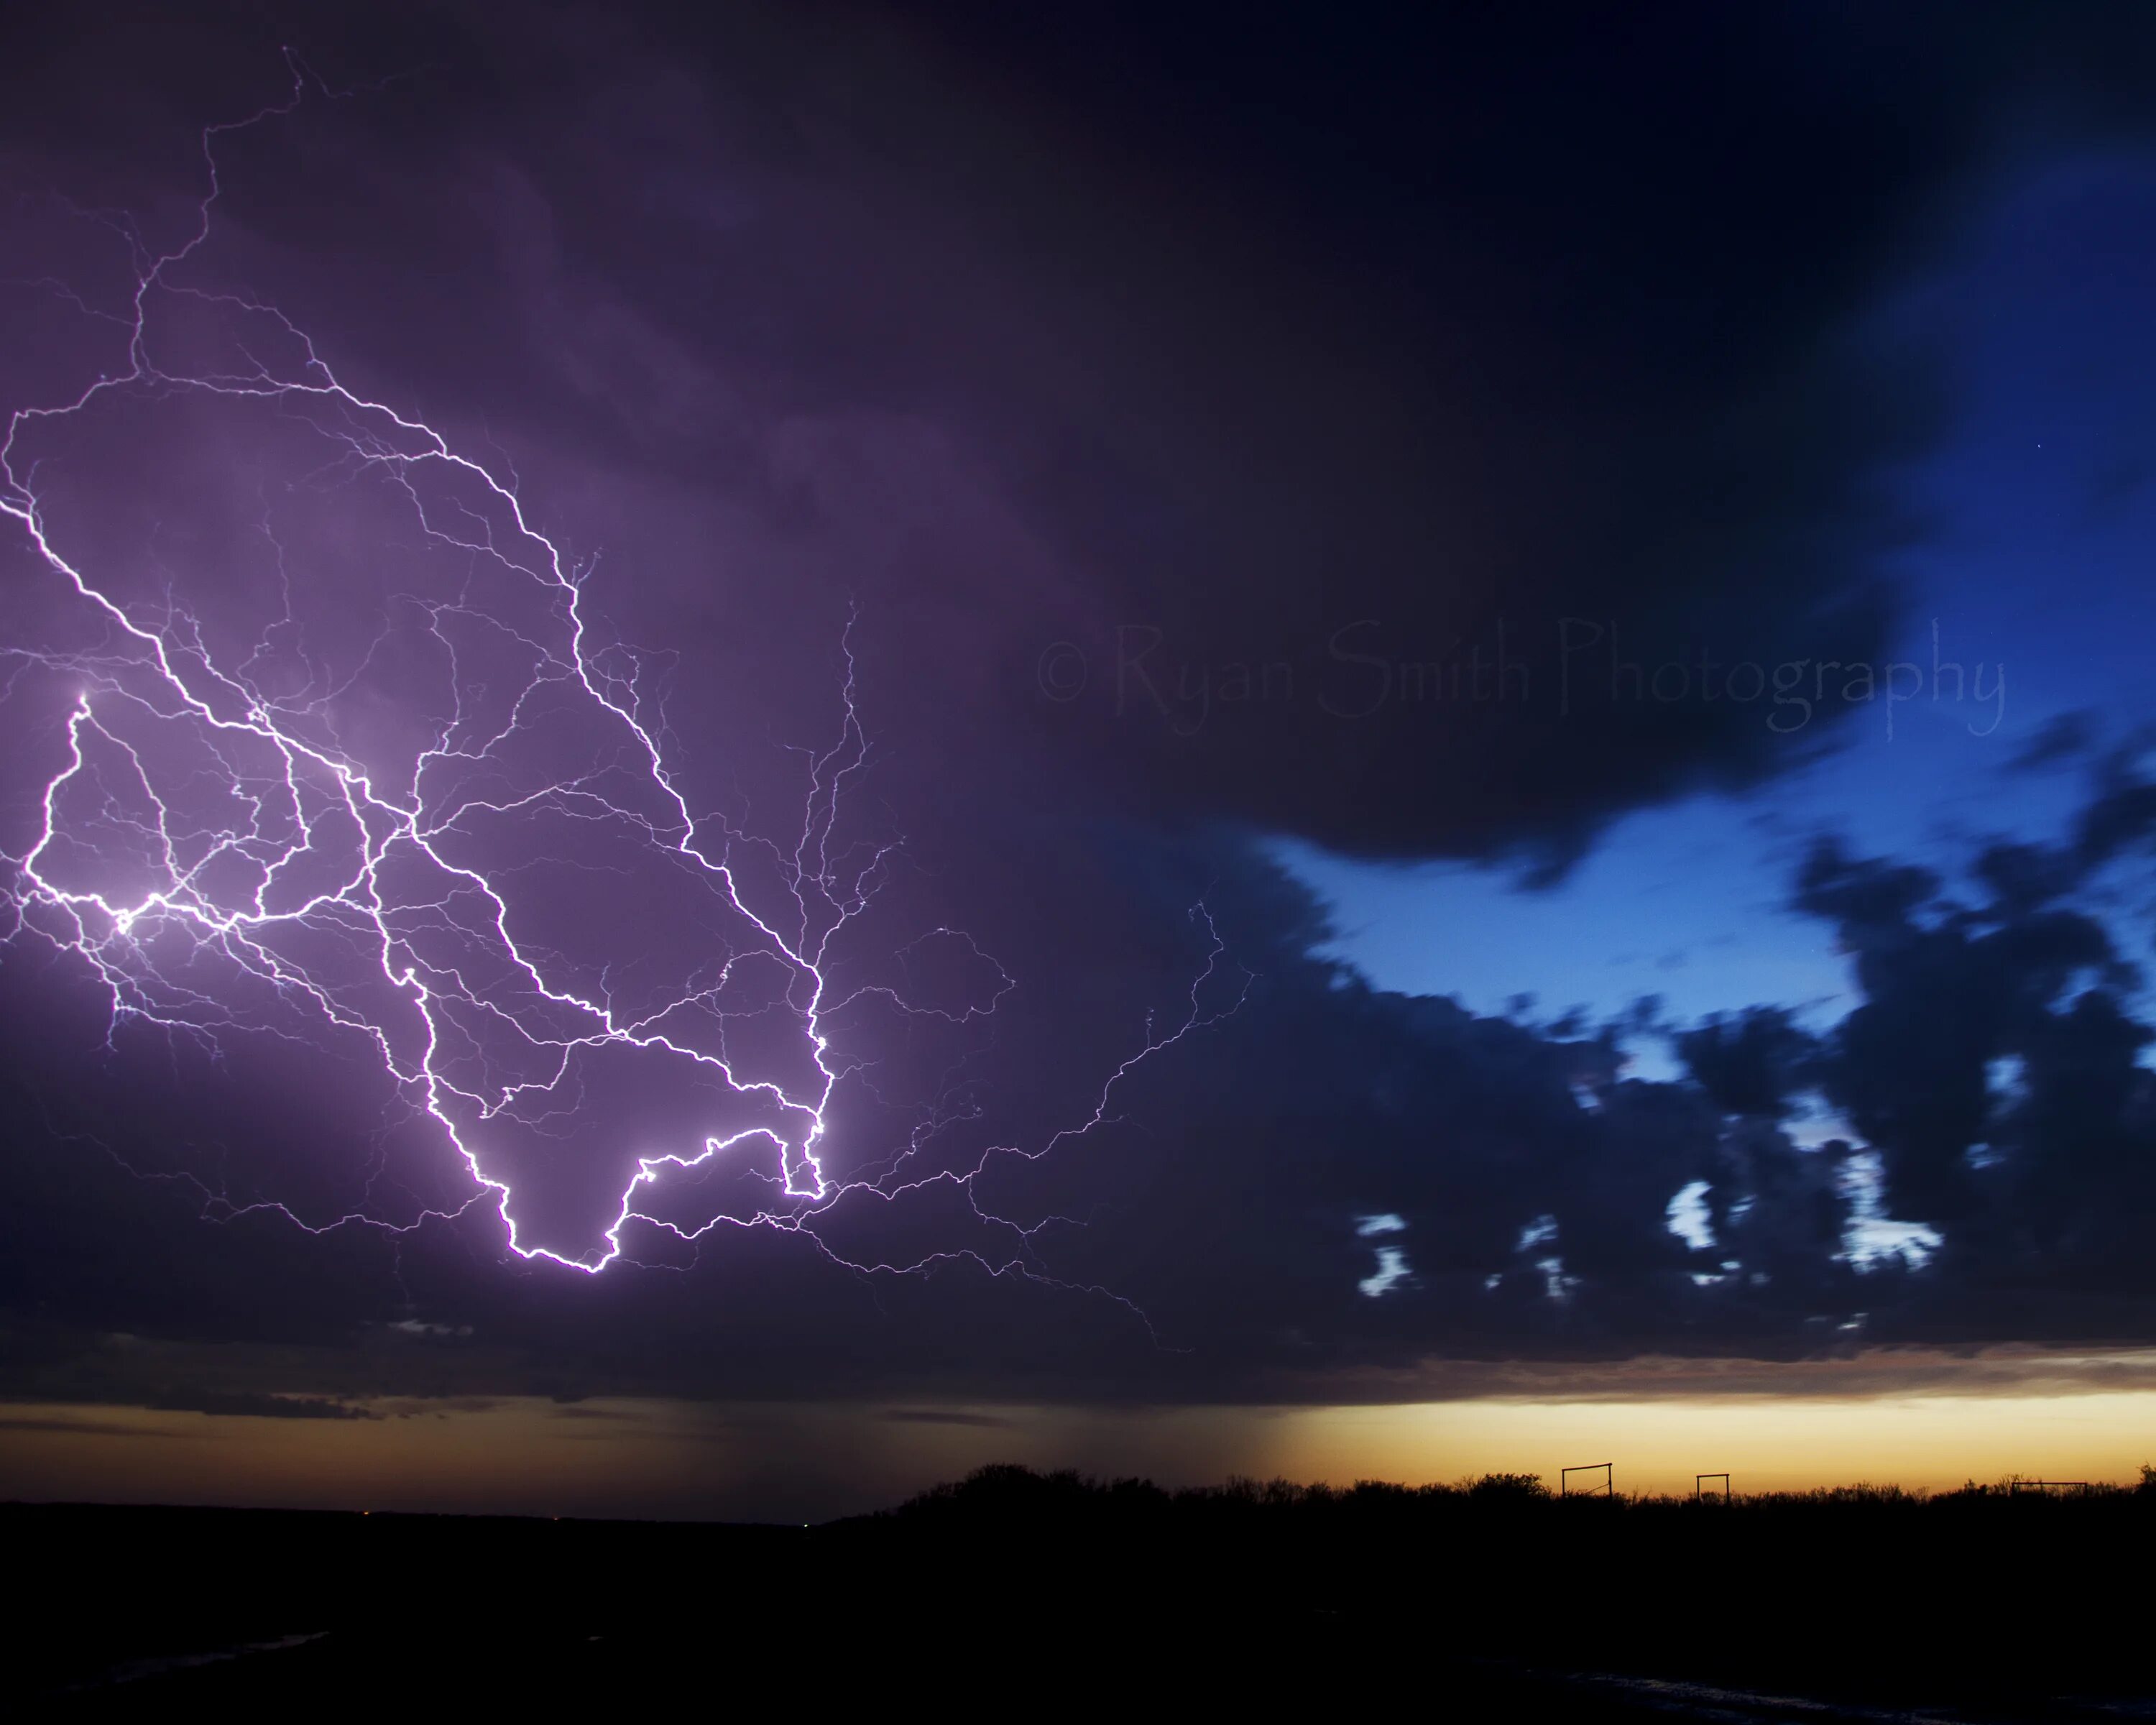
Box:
0;63;1245;1293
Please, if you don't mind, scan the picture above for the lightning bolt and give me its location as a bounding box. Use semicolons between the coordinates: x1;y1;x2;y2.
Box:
0;58;1246;1308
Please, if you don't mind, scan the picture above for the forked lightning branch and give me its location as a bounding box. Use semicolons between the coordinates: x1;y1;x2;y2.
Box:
0;63;1243;1303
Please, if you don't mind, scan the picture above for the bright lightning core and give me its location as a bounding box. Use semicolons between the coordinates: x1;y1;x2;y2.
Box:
0;71;1241;1288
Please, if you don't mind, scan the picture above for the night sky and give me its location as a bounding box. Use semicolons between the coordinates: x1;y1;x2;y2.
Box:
6;2;2156;1522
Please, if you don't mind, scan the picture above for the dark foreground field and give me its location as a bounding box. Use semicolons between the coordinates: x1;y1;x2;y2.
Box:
8;1470;2154;1719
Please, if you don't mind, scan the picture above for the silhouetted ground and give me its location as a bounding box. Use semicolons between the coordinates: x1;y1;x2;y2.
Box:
9;1470;2155;1718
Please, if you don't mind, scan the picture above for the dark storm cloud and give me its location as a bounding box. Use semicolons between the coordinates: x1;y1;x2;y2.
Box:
1796;836;2127;1223
14;1;2141;871
2076;753;2156;869
768;1;2156;872
2005;709;2102;775
1677;1009;1819;1122
1789;785;2156;1330
145;1390;379;1420
6;0;2156;1431
0;1415;180;1438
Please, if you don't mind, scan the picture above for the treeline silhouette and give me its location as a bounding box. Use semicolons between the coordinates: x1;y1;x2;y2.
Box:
876;1459;2156;1522
11;1468;2154;1712
823;1462;2156;1711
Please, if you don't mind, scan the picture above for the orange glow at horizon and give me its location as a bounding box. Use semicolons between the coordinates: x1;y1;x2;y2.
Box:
3;1381;2151;1522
